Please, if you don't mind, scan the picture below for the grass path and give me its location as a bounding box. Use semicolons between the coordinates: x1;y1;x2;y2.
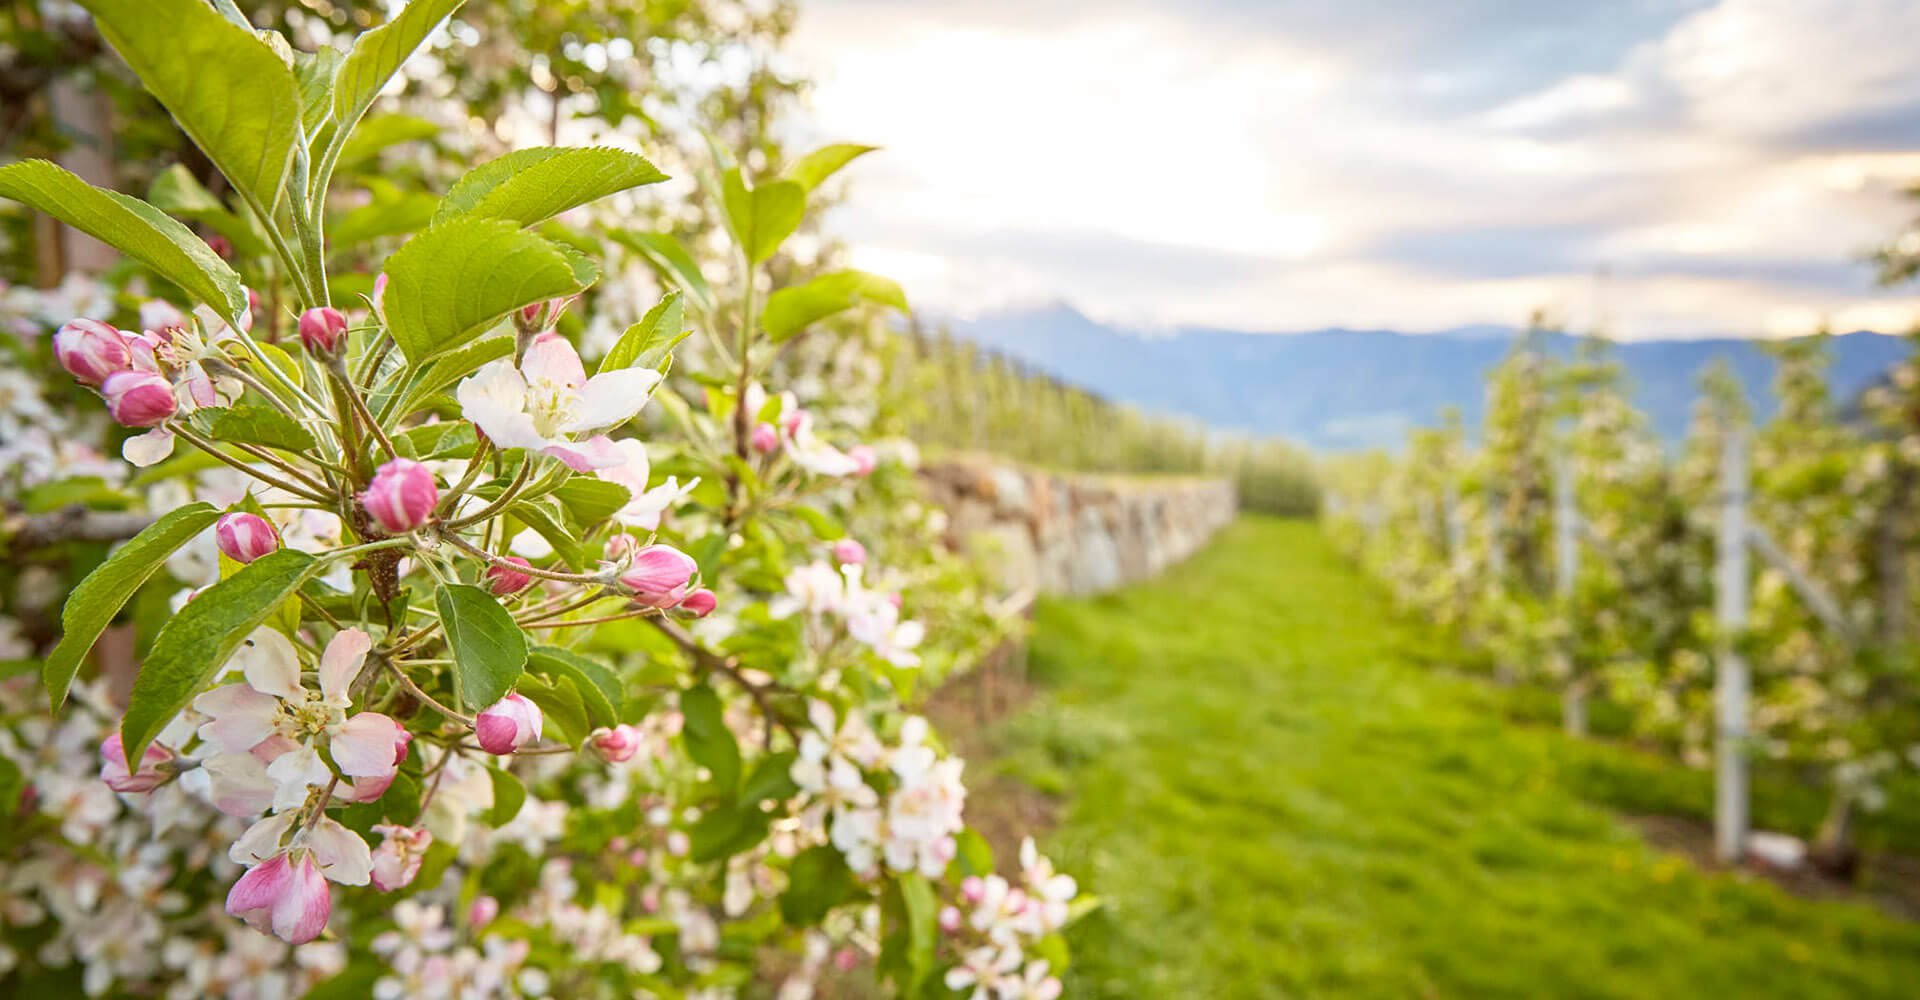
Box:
980;517;1920;998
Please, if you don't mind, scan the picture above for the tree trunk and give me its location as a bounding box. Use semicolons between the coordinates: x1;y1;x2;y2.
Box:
1809;784;1859;879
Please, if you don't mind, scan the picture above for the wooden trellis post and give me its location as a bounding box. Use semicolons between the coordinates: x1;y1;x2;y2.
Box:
1714;425;1751;864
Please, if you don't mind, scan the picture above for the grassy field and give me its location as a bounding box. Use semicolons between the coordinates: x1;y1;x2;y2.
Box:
976;517;1920;998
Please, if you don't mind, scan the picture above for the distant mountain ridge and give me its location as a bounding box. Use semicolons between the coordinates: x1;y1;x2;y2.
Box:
946;303;1914;451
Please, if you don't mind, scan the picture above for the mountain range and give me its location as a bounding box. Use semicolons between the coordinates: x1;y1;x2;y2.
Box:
946;303;1914;451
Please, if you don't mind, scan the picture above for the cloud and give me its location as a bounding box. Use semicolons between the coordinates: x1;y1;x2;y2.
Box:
790;0;1920;339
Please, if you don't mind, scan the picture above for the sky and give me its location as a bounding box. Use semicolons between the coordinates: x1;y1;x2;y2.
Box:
786;0;1920;339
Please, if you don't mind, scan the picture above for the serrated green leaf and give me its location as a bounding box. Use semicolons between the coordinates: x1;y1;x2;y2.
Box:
434;147;668;228
382;218;586;363
719;170;806;265
485;765;524;825
44;503;219;710
435;583;528;710
121;549;319;767
761;270;908;342
680;684;741;793
784;143;877;193
389;336;512;417
79;0;299;219
526;646;619;730
332;0;465;148
509;499;586;569
189;401;317;452
611;230;714;316
0;161;245;320
553;477;631;527
597;291;686;375
780;845;856;925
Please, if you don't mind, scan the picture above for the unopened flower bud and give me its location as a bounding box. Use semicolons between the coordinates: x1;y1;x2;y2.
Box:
468;896;500;928
849;444;878;477
369;824;433;892
99;732;173;793
215;512;281;564
474;693;542;755
679;587;717;618
297;306;348;358
960;876;987;906
362;458;438;534
53;318;130;386
101;370;176;427
750;422;780;454
619;544;698;609
206;234;234;259
485;556;534;596
832;539;867;566
514;297;567;334
938;905;962;933
590;724;644;763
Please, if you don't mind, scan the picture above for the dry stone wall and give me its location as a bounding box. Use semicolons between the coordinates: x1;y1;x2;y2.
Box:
919;458;1237;596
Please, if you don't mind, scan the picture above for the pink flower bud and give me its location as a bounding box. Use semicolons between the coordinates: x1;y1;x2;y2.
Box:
833;947;861;972
297;306;349;358
515;297;567;333
53;318;130;386
467;895;500;928
101;370;176;427
619;544;698;609
226;852;331;945
474;693;542;755
782;409;807;437
485;556;534;596
369;824;434;892
679;588;717;618
749;422;780;454
99;732;173;793
206;234;234;259
370;273;389;322
215;512;281;564
362;458;438;534
848;444;878;477
832;539;867;566
938;905;962;933
960;875;986;906
590;724;644;763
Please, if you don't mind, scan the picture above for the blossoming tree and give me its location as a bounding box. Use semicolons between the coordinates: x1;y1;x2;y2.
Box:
0;0;1082;996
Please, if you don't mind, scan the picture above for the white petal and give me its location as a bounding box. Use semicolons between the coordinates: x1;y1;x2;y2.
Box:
265;746;332;813
204;752;280;817
193;684;282;754
521;332;587;388
567;368;662;433
122;428;175;467
456;362;545;450
306;817;373;886
230;811;299;865
509;529;554;559
329;712;401;778
234;629;304;702
317;628;373;704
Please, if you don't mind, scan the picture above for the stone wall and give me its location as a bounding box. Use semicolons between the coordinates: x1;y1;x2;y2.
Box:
919;458;1237;596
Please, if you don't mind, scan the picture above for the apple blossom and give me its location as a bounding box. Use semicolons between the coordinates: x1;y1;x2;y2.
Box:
475;693;542;755
454;331;661;471
101;370;176;427
832;538;867;566
362;458;438;534
679;587;718;618
467;895;500;929
620;543;698;609
849;444;878;477
226;852;332;945
750;422;780;454
215;512;281;564
590;724;644;763
369;825;434;891
485;556;535;596
53;318;131;385
297;306;348;358
99;732;173;793
590;437;699;530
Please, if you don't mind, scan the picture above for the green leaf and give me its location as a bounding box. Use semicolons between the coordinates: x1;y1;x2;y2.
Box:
121;549;320;767
740;750;800;806
80;0;300;216
955;828;994;877
680;684;741;793
336;113;440;171
508;500;586;569
189;402;317;452
435;584;528;710
761;270;908;342
526;646;619;730
485;765;525;826
389;336;512;417
329;189;440;247
780;845;856;925
147;165;271;262
332;0;465;147
785;143;877;192
516;673;589;748
553;478;630;527
688;801;771;863
44;503;219;710
434;147;668;229
611;230;714;316
598;292;687;376
295;46;344;133
0;161;245;320
382;218;587;363
719;170;806;264
899;873;939;993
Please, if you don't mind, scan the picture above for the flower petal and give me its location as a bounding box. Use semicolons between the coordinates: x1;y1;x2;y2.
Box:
226;852;292;914
205;752;280;818
230;811;299;865
329;712;402;778
318;628;373;704
234;628;304;702
122;427;175;467
568;368;662;433
271;854;332;944
193;683;282;754
455;361;544;450
265;746;332;814
306;817;373;886
521;331;587;388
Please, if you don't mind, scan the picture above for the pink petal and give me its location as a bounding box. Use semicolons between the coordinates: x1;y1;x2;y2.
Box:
317;628;373;703
329;712;402;778
226;853;291;915
271;855;332;944
192;684;281;754
235;629;304;702
521;331;586;388
204;752;279;817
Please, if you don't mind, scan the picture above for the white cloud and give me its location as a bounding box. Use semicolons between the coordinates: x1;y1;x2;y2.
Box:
790;0;1920;339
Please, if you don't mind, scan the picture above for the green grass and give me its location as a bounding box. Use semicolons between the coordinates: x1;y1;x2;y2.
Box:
984;517;1920;998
